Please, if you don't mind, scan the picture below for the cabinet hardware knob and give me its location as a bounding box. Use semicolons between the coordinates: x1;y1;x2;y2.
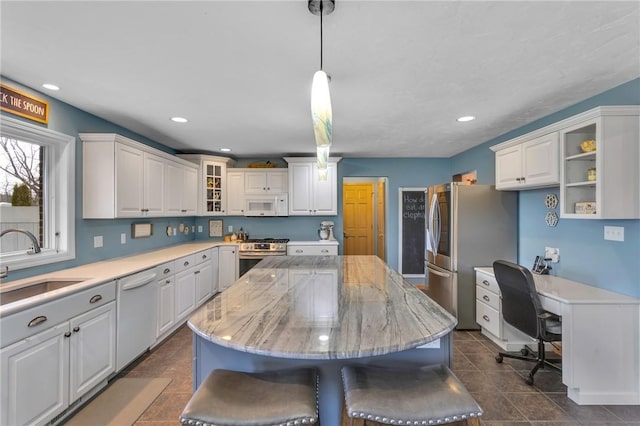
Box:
184;261;189;266
483;295;490;302
164;268;171;274
482;280;490;286
28;316;47;327
73;326;80;333
166;280;171;284
202;255;207;259
89;295;103;303
482;315;490;322
64;332;71;338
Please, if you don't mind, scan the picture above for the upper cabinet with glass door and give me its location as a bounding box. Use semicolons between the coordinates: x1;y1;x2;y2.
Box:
178;155;235;215
560;106;640;219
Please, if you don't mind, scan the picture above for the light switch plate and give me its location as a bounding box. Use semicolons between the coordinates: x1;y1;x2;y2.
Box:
604;226;624;241
120;233;126;244
93;235;103;248
544;246;559;263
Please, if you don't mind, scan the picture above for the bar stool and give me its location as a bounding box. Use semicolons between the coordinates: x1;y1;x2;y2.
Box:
341;364;482;425
180;368;318;426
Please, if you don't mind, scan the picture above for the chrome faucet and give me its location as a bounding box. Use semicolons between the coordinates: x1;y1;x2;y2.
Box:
0;228;42;254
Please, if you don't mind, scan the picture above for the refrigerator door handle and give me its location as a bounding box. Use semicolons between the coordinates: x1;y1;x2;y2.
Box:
427;265;451;278
428;193;438;257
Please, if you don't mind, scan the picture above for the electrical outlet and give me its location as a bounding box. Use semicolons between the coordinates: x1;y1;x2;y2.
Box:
166;226;173;236
198;225;203;233
228;225;233;233
604;226;624;242
544;246;559;263
120;233;126;244
93;235;103;248
179;224;185;232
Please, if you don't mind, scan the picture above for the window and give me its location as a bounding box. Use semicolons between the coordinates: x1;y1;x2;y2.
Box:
0;115;75;272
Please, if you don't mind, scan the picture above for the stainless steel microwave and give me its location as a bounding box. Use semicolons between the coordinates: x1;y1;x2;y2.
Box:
244;194;288;217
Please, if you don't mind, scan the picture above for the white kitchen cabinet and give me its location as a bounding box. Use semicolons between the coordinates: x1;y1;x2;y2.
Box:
287;241;338;256
81;133;199;218
195;249;216;305
178;154;235;215
284;157;341;215
156;261;176;339
174;256;197;322
474;268;534;351
244;169;288;194
493;132;559;190
165;160;199;216
1;281;116;426
68;302;116;402
218;245;239;291
559;106;640;219
226;171;246;215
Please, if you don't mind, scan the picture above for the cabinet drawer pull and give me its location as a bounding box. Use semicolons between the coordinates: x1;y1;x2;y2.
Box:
166;280;171;284
482;315;490;322
184;261;190;267
295;249;303;253
321;249;328;253
28;316;47;327
73;326;80;333
163;268;171;274
482;280;490;286
194;270;201;275
202;254;207;260
89;295;102;304
482;295;490;302
64;332;71;338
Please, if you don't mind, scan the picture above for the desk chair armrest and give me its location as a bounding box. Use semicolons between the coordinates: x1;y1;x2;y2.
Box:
538;311;560;321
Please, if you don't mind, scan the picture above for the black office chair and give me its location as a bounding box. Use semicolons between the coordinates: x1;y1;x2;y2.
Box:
492;260;562;385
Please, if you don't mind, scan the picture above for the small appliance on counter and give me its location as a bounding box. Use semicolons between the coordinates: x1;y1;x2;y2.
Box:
318;221;336;241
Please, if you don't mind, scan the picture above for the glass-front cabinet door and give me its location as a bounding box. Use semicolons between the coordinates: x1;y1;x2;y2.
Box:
205;162;224;214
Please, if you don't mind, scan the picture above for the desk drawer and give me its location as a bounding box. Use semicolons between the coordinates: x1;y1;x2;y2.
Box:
476;270;500;294
476;301;501;337
540;295;561;315
476;285;500;310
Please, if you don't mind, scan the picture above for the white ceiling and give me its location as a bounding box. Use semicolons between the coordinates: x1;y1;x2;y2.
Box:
1;1;639;158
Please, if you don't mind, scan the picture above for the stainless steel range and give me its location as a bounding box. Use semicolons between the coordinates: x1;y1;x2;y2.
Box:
238;238;289;276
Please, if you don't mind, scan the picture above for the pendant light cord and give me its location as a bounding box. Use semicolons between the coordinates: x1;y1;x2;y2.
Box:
320;1;324;70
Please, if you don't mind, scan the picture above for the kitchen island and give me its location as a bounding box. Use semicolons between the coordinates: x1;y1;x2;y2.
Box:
188;255;457;425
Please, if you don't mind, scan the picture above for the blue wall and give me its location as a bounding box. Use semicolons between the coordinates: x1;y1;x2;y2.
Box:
3;75;639;298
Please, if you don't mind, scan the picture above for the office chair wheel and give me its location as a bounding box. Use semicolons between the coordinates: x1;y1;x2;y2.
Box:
525;375;534;386
495;355;503;363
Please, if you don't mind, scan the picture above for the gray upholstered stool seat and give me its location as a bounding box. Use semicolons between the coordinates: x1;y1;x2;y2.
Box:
180;368;318;426
341;364;482;425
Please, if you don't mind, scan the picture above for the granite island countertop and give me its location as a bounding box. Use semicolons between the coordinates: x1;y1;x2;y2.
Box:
188;255;457;360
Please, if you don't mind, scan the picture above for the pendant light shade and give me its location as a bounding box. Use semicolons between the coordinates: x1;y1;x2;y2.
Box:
309;0;334;181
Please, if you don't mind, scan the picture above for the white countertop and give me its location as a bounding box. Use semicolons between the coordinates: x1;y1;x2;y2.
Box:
0;241;239;317
475;266;639;305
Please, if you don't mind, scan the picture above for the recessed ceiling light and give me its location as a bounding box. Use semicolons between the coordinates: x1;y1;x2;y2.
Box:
220;148;232;152
171;117;188;123
42;83;60;91
457;115;476;122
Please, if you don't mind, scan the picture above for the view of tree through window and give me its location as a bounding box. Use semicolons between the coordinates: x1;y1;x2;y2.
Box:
0;136;44;252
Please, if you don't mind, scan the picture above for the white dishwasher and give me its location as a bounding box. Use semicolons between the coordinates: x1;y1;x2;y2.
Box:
116;268;158;371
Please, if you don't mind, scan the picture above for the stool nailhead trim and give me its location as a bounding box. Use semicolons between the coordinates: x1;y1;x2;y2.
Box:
348;411;483;425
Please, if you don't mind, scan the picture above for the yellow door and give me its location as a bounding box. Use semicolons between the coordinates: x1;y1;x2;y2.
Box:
343;183;374;255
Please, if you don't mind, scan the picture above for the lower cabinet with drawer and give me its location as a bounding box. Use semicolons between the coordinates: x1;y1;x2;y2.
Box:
1;281;116;426
287;241;339;256
475;268;535;351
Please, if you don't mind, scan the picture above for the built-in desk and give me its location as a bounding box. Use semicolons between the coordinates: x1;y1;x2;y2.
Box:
476;267;640;405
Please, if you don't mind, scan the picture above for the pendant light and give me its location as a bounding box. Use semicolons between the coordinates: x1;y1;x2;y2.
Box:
309;0;334;181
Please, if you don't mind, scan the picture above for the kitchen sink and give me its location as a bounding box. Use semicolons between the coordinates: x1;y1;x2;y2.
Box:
0;279;85;306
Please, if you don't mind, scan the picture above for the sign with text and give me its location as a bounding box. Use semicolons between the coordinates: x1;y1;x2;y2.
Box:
0;84;49;124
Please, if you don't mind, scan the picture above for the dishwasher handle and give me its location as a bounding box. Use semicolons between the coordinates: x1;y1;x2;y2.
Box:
121;271;158;291
426;265;451;278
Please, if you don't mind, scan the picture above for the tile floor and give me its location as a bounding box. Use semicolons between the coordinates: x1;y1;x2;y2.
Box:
78;325;640;426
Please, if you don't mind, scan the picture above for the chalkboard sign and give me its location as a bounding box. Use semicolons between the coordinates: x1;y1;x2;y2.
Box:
398;188;427;276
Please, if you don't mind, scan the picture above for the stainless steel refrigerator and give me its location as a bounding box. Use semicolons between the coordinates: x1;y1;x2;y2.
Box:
425;183;517;329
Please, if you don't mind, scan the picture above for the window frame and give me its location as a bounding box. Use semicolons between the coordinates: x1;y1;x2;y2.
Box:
0;115;76;271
